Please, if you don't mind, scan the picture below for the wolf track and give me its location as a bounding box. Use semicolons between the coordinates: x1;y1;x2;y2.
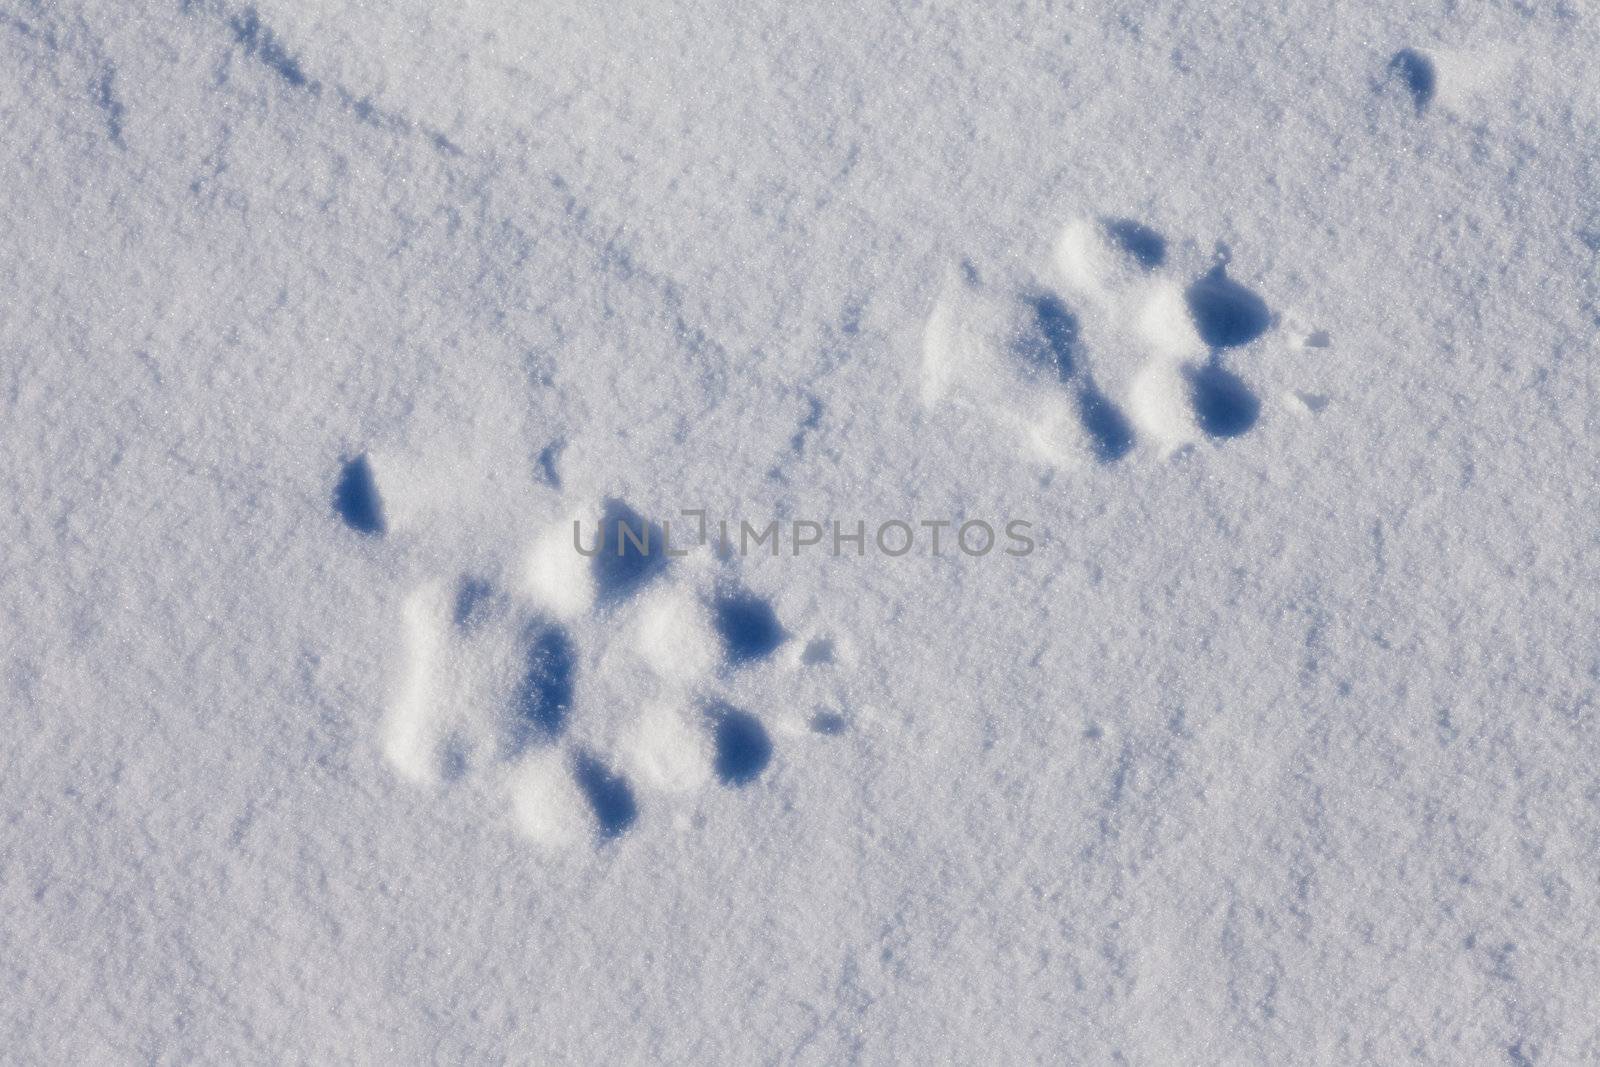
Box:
922;216;1323;465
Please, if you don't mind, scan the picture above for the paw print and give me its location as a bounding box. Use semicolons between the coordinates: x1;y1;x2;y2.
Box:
921;217;1323;463
378;495;837;849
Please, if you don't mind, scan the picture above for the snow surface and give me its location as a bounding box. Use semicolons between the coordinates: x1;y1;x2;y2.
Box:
3;0;1600;1062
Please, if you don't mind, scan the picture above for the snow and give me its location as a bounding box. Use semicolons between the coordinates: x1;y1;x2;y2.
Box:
3;0;1600;1062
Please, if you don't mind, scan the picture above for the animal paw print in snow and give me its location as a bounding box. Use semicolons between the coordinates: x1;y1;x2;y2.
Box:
383;499;815;849
921;216;1318;464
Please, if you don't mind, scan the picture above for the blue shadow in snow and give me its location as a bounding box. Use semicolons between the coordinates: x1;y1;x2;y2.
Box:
708;703;773;787
589;499;669;607
1104;218;1167;269
1185;265;1271;349
712;592;785;665
452;578;494;627
1078;386;1136;462
1028;293;1136;462
1027;294;1078;383
1389;50;1435;111
512;626;577;746
810;710;847;735
230;7;314;91
333;455;384;536
573;751;637;839
1187;358;1261;438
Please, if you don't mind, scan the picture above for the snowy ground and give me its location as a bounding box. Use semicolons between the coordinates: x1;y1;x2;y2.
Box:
3;0;1600;1062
